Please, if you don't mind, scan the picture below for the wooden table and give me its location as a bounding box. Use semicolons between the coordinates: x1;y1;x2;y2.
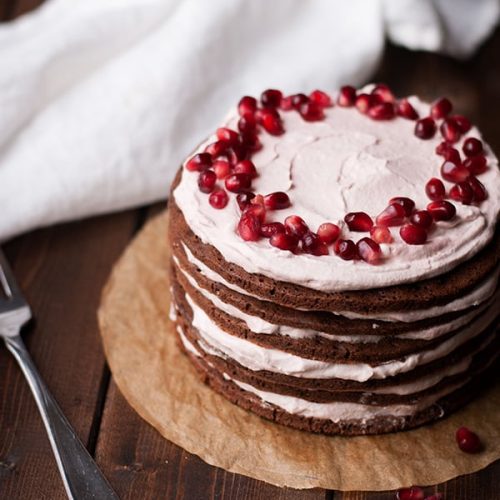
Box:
1;1;499;498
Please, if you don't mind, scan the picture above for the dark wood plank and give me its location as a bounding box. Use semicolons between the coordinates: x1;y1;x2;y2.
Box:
0;210;139;499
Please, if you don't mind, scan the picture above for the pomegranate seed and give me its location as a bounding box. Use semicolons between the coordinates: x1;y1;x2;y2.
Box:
225;173;252;193
371;83;395;103
238;213;261;241
345;212;374;232
456;426;482;453
435;141;453;157
260;222;285;238
396;486;424;500
236;191;255;210
226;142;248;164
357;237;382;264
431;97;452;119
197;170;216;193
270;232;298;252
425;178;446;200
440;118;461;143
299;101;324;121
451;114;471;133
442;147;461;164
261;89;282;108
284;215;309;238
213;160;231;179
337;86;357;106
291;93;308;110
389;197;415;216
463;155;487;175
462;137;483;157
216;127;239;144
410;210;433;228
368;102;395;120
238;114;257;133
260;109;284;135
208;188;229;209
251;194;265;206
280;95;294;111
186;152;212;172
468;176;487;202
205;140;229;157
355;93;375;114
238;96;257;117
264;192;290;210
240;131;262;152
234;160;257;178
449;182;473;205
309;90;332;107
243;203;266;222
317;223;340;244
400;223;427;245
427;200;456;221
397;98;419;120
376;203;406;226
441;160;469;183
334;239;359;260
301;232;329;256
370;225;393;243
414;117;436;139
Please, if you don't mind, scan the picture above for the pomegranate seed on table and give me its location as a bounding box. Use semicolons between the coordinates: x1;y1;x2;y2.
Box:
440;118;461;143
238;114;257;133
301;232;329;256
370;225;393;243
213;160;231;179
397;98;419;120
270;232;298;252
462;137;483;157
456;426;482;453
400;223;427;245
337;86;357;107
441;160;470;183
291;93;309;110
280;95;294;111
451;114;471;133
225;173;252;192
376;203;406;226
389;197;415;216
371;83;395;103
263;192;290;210
368;102;395;120
355;93;375;114
345;212;374;232
238;213;261;241
357;237;382;264
238;96;257;117
260;89;283;108
309;90;332;107
260;109;284;135
216;127;239;144
468;176;487;202
427;200;456;221
396;486;424;500
414;117;436;139
317;223;340;244
233;160;257;178
260;222;285;238
300;101;325;121
425;178;446;200
186;152;212;172
236;191;255;210
334;239;359;260
284;215;309;238
208;188;229;209
463;155;487;175
197;170;216;193
410;210;433;228
430;97;452;119
449;182;473;205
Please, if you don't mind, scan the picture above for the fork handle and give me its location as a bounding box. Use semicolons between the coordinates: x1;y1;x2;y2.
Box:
4;334;118;500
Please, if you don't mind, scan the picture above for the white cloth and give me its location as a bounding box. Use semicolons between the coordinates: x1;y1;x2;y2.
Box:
0;0;498;241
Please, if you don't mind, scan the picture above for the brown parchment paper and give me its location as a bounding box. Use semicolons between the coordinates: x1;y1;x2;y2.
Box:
97;211;500;491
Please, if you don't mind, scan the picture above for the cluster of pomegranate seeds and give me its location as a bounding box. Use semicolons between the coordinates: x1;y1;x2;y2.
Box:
456;426;482;453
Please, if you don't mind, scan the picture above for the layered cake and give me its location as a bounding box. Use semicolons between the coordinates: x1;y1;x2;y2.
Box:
168;85;500;435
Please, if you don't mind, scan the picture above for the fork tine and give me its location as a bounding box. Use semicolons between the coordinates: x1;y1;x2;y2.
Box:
0;248;24;302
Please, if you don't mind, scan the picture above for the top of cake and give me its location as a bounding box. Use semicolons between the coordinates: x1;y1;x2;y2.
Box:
173;84;500;291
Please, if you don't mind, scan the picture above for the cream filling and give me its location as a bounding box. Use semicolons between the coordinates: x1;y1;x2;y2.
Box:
174;255;497;343
181;242;499;323
185;292;498;382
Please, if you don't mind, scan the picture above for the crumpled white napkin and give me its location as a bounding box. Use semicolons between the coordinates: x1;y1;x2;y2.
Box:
0;0;498;241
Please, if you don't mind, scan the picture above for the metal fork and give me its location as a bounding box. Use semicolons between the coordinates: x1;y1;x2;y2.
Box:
0;249;118;500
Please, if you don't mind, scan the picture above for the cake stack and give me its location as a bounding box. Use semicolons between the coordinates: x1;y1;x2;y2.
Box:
168;85;499;435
